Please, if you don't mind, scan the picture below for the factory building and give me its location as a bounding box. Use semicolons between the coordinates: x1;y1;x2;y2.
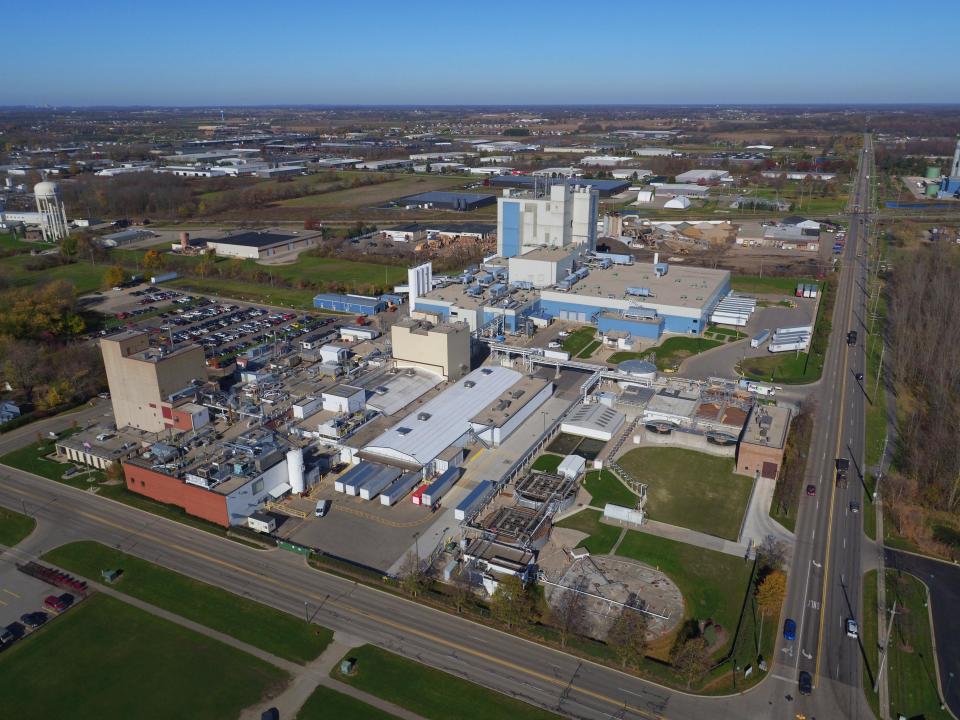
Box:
674;169;732;184
412;280;540;333
488;175;628;197
391;318;471;379
497;183;598;258
313;293;387;315
100;331;207;433
361;366;552;470
202;230;320;260
735;404;792;480
398;191;496;211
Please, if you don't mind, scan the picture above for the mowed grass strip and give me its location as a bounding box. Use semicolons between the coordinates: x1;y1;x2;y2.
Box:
616;447;754;540
0;434;75;482
531;453;563;473
582;469;638;508
334;644;560;720
730;275;814;295
0;593;288;720
296;685;399;720
0;506;36;546
614;532;752;657
42;541;332;664
553;509;622;555
561;326;596;355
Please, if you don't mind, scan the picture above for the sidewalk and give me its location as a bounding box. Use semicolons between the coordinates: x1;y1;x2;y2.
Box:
85;582;425;720
599;513;750;558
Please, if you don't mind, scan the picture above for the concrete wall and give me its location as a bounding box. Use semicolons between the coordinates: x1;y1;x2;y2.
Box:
636;429;736;457
392;321;471;380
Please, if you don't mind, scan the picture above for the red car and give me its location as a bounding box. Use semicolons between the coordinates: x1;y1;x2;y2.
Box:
806;484;817;497
42;593;74;613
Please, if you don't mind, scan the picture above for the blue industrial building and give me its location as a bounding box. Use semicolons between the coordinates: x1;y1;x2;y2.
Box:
488;175;629;197
313;293;387;315
397;191;496;211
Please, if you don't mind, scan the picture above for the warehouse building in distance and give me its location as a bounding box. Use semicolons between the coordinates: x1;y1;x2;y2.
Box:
488;175;629;197
396;191;496;211
202;230;321;260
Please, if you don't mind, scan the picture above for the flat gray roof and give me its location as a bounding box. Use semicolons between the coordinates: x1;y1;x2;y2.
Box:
558;262;729;310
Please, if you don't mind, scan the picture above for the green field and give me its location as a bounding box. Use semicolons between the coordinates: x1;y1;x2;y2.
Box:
740;351;820;384
296;685;398;720
576;339;602;358
608;336;723;371
0;594;287;720
582;469;639;508
333;645;560;720
168;276;318;308
613;532;753;657
553;509;622;555
0;253;106;294
885;571;952;720
730;275;813;295
616;448;754;540
0;433;76;481
562;326;596;356
0;506;36;546
0;232;43;250
43;541;332;664
278;174;468;209
531;453;563;473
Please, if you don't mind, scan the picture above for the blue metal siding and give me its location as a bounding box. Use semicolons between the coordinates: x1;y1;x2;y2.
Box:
313;293;386;314
663;314;702;334
500;201;521;258
597;315;663;339
413;302;451;319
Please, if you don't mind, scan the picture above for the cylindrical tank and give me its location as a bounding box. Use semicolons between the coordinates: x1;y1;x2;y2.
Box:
618;359;657;381
34;180;60;199
925;183;940;198
286;447;305;494
180;231;191;246
926;166;942;180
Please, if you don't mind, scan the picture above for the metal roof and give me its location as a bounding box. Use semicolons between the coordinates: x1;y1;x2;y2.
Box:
206;231;296;248
363;366;522;467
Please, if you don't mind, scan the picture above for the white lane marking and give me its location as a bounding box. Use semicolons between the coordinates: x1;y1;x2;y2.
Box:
771;673;795;683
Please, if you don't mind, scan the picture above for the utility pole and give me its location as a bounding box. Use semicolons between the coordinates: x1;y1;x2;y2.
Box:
874;599;899;693
873;341;885;404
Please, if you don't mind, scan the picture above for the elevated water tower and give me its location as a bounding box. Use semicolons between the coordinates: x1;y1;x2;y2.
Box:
34;180;69;243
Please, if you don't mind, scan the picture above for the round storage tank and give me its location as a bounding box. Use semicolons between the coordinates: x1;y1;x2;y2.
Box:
286;447;305;494
180;231;191;246
34;180;60;199
926;184;940;198
617;359;657;381
926;166;942;180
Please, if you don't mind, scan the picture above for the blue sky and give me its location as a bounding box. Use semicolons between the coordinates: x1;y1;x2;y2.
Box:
6;0;958;105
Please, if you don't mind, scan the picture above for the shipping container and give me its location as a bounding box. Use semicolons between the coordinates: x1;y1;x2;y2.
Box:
359;466;403;501
421;467;461;507
380;473;422;506
411;484;428;506
150;271;178;284
750;329;770;348
454;480;494;521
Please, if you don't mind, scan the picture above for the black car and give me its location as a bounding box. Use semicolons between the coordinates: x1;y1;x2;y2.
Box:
798;670;813;695
20;612;48;629
847;330;858;346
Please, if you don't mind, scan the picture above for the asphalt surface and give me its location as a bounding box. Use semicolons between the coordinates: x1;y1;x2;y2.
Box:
768;135;874;720
884;549;960;717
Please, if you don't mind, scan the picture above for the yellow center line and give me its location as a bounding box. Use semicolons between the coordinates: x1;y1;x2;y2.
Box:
16;493;663;719
814;189;862;685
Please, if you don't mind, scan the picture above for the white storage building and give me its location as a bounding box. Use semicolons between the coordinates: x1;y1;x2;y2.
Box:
560;402;626;442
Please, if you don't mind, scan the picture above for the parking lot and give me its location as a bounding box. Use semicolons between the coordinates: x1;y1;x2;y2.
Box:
0;559;83;650
93;283;343;366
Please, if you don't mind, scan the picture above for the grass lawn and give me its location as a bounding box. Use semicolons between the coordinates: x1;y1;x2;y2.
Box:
42;541;332;664
609;336;723;371
0;232;43;250
582;469;638;508
333;644;560;720
167;277;319;309
730;275;814;295
0;593;287;720
863;474;878;541
0;254;106;295
531;453;563;473
0;433;77;482
553;509;622;555
886;571;952;720
296;685;398;720
614;532;753;658
0;506;35;546
260;254;407;291
861;570;882;720
864;292;888;468
576;339;602;358
561;326;596;355
740;351;821;385
616;448;754;541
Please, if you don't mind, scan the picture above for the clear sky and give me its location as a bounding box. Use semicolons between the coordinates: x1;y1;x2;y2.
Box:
6;0;957;106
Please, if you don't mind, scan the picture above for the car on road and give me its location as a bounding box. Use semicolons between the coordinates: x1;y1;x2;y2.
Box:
849;501;860;514
798;670;813;695
806;484;817;497
855;372;864;381
846;618;859;639
847;330;858;346
783;618;797;641
20;612;48;628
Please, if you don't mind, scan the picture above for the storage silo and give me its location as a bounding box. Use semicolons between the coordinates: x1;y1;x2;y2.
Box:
926;166;942;180
925;183;941;198
286;447;305;494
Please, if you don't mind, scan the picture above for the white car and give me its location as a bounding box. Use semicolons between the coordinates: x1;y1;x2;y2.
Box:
846;618;859;639
557;331;570;338
547;341;562;349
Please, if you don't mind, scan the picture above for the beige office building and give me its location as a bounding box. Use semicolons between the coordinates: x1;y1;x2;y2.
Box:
100;331;207;433
391;318;471;380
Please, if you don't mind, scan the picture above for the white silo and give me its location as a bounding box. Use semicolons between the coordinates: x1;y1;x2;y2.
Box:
286;447;305;494
34;181;69;243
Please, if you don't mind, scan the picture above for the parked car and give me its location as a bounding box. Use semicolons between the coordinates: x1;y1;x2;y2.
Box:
798;670;813;695
315;500;331;518
783;618;797;641
20;612;48;628
547;341;562;349
806;484;817;497
0;626;14;646
42;593;74;613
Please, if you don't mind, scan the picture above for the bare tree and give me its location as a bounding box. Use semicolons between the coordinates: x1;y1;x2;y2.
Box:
551;577;590;648
607;604;649;669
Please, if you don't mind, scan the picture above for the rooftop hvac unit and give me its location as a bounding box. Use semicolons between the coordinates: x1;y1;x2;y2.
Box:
464;380;476;388
417;412;432;421
626;287;652;297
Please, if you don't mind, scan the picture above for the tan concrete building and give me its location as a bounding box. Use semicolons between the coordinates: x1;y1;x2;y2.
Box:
100;331;207;433
736;404;792;480
390;318;471;380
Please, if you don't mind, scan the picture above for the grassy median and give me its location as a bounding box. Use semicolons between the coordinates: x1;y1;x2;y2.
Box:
43;541;332;664
0;506;35;546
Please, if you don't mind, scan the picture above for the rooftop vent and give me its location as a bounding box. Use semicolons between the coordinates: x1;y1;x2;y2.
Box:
417;412;432;421
396;427;412;435
464;380;476;388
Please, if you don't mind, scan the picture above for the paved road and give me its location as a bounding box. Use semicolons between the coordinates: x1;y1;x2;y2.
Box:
883;549;960;717
769;135;874;720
